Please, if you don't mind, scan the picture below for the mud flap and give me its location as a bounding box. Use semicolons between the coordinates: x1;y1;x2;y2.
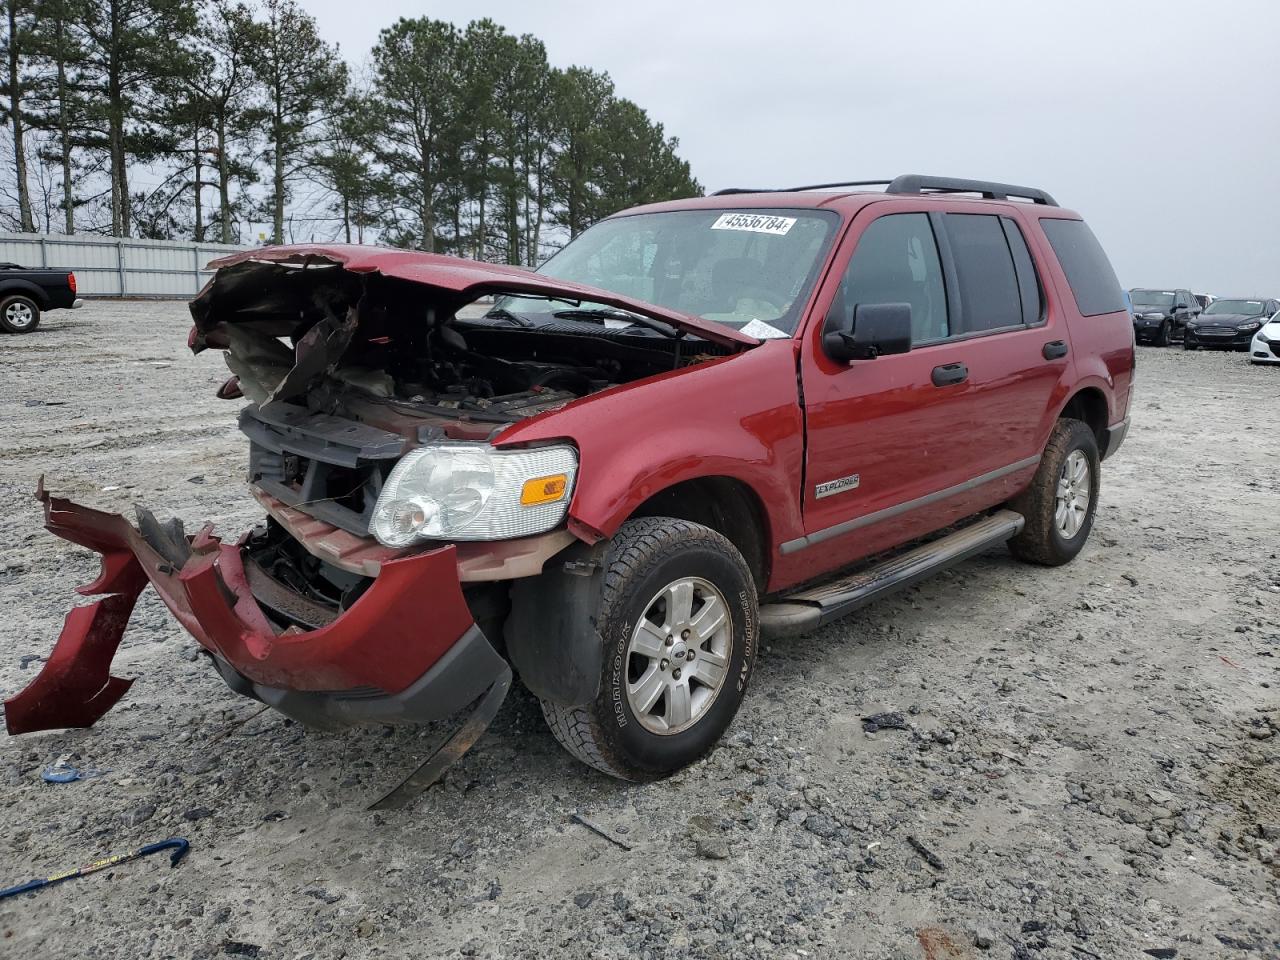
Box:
368;663;513;810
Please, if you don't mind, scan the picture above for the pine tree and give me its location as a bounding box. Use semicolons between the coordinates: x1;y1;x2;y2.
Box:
248;0;345;244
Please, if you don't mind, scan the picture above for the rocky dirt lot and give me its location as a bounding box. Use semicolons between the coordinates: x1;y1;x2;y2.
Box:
1;301;1277;960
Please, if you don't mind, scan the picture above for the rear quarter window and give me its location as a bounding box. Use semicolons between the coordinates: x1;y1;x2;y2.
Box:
1039;218;1126;317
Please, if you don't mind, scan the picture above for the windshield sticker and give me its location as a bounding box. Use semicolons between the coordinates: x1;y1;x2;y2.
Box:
711;213;796;236
739;318;790;339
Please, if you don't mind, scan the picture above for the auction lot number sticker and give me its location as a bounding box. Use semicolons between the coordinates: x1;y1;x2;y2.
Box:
711;213;796;236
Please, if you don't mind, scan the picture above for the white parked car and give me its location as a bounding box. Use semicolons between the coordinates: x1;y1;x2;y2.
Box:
1251;311;1280;365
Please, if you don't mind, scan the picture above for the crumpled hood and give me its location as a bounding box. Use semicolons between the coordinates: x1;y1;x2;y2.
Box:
192;244;758;350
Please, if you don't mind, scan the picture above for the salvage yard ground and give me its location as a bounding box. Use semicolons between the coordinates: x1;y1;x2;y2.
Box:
1;301;1277;959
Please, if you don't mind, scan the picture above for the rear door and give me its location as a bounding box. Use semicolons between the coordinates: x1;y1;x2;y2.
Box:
937;211;1071;479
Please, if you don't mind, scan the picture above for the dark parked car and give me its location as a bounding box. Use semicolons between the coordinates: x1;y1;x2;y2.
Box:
1129;288;1199;345
0;262;81;333
1184;297;1280;350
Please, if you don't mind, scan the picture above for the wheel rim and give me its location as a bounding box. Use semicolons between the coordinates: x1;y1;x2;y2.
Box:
1055;450;1091;539
5;301;33;329
625;576;732;735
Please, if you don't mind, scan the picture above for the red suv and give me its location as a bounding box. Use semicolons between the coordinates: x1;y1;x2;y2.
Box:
8;175;1134;804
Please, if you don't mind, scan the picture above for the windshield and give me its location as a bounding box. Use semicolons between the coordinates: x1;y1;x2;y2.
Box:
1130;289;1175;307
1204;299;1265;315
497;209;839;336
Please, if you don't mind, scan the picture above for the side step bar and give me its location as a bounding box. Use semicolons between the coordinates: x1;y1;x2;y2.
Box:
759;510;1024;638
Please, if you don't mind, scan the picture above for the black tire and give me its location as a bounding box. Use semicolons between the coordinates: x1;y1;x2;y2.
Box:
1007;418;1100;567
1153;321;1170;347
540;517;758;781
1183;340;1197;351
0;294;40;333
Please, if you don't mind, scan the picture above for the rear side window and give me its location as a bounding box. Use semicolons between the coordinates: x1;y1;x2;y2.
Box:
1001;218;1044;325
944;214;1022;333
1039;218;1126;316
841;213;949;342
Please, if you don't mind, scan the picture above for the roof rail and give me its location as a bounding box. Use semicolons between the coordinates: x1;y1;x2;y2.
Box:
710;175;1059;206
886;174;1058;206
710;180;892;197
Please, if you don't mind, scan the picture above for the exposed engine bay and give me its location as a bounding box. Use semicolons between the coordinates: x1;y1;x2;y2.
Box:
188;254;740;540
192;256;735;432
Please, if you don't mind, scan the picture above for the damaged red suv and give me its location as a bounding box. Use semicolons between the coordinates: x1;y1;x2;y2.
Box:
8;175;1134;803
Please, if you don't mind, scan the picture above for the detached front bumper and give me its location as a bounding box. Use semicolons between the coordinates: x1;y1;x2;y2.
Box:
4;481;507;735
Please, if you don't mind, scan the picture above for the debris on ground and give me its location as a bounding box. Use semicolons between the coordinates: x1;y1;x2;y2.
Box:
0;838;189;901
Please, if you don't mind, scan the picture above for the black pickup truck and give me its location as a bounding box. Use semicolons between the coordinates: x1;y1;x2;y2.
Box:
0;263;81;333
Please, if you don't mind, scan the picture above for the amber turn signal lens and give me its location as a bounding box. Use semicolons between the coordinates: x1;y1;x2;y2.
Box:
520;474;568;506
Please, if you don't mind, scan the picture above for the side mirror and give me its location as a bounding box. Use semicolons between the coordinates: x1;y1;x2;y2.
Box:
823;302;912;362
1174;302;1188;311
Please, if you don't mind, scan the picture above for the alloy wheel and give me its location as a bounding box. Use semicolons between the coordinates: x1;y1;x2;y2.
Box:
625;576;732;735
1055;450;1091;539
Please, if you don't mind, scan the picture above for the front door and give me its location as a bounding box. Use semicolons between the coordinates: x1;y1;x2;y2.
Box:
792;206;986;576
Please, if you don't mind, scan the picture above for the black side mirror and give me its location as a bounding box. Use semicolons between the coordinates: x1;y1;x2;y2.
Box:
1174;302;1188;311
823;302;912;362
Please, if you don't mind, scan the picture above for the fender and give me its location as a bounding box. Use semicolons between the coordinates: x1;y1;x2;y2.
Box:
0;278;50;308
495;339;806;593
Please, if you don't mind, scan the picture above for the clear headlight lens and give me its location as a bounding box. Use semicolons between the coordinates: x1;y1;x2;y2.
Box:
370;443;578;546
1237;320;1261;332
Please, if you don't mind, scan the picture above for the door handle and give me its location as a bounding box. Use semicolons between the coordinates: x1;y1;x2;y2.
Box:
1043;340;1069;360
931;362;968;387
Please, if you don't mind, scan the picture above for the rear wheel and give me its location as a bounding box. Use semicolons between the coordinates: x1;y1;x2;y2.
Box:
540;517;758;781
0;294;40;333
1008;418;1100;566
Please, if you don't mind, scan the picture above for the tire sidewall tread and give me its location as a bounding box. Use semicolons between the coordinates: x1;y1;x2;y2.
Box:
0;294;40;334
1008;418;1101;567
540;517;758;781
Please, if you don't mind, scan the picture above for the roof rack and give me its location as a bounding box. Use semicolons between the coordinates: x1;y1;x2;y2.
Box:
710;174;1058;206
885;174;1057;206
711;180;892;196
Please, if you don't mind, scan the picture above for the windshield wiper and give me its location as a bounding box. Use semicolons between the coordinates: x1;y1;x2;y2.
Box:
485;307;533;328
553;308;679;339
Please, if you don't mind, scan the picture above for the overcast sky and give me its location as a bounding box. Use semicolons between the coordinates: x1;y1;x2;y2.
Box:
304;0;1279;295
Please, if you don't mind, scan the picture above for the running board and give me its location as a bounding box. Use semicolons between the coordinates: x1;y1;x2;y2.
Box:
759;510;1024;638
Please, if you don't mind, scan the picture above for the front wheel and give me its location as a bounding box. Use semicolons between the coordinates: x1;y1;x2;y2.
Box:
540;517;758;781
1183;339;1197;350
1007;418;1100;566
0;294;40;333
1153;321;1170;346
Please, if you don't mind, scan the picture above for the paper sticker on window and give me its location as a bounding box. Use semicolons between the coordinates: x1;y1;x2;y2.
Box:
739;318;790;339
711;213;796;236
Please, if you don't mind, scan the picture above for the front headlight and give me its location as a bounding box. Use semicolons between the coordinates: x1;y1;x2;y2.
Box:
1237;320;1262;332
370;443;578;546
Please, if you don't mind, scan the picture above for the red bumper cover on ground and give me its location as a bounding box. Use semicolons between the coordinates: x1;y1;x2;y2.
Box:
4;481;477;735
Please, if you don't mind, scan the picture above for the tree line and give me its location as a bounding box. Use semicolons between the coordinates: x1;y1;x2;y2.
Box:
0;0;701;264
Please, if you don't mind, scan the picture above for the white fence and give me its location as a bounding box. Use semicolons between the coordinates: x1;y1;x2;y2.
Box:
0;232;252;298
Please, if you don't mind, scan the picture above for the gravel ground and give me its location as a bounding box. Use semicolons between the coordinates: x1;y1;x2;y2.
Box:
1;301;1277;960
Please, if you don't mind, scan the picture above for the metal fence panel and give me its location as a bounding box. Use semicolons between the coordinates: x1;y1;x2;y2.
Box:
0;232;252;298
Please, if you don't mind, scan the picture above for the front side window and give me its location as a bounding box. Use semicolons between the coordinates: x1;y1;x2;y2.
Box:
838;213;949;342
945;214;1023;333
497;209;839;336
